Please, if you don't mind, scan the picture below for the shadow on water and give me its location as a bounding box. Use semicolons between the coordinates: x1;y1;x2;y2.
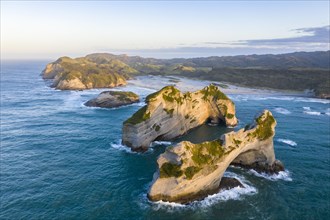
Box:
173;123;234;144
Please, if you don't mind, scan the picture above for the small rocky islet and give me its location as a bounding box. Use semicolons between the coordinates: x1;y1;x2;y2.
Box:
41;55;286;204
147;110;283;203
122;84;238;151
85;91;139;108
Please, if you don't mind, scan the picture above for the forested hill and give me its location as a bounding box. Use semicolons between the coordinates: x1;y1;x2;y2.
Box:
179;51;330;69
43;51;330;98
86;50;330;69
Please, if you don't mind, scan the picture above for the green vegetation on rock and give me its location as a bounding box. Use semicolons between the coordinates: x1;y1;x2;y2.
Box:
252;112;276;140
184;166;201;179
44;55;139;89
159;162;183;178
145;85;186;104
233;139;242;146
226;113;234;119
201;84;229;101
152;124;161;132
109;91;139;102
124;106;150;125
164;108;174;116
162;94;175;102
189;140;225;166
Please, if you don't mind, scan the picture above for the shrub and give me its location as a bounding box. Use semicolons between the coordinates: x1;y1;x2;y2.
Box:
159;162;183;178
226;113;234;119
253;112;276;140
184;166;201;179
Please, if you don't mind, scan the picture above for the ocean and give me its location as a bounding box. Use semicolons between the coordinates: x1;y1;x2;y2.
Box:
1;60;329;219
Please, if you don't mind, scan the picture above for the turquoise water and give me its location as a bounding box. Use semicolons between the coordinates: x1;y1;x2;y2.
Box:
1;61;329;219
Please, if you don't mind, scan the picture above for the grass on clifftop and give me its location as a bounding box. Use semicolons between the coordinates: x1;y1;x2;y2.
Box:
159;162;183;178
124;106;150;125
189;139;225;166
108;91;139;102
52;56;139;88
159;140;226;179
252;112;276;141
201;84;229;101
146;86;184;104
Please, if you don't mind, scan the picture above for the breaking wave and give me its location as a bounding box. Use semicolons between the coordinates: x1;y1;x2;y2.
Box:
110;139;136;154
303;107;330;116
326;108;330;116
303;111;321;116
150;172;257;211
277;139;297;147
131;102;146;107
150;141;173;147
274;107;291;115
110;139;156;154
248;169;292;181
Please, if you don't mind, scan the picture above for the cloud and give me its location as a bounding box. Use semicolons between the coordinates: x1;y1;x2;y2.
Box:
98;26;330;58
242;25;330;45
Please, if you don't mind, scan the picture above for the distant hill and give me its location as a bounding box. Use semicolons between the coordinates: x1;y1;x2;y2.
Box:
182;51;330;69
86;51;330;69
182;67;330;98
43;51;330;98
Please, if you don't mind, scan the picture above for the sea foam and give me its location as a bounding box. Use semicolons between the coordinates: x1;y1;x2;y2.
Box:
110;140;136;154
248;169;292;181
151;141;173;146
325;108;330;116
274;107;291;115
150;172;257;211
277;139;297;146
110;139;155;154
303;111;321;116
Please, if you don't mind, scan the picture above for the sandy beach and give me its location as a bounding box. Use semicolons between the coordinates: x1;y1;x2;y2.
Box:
128;75;309;97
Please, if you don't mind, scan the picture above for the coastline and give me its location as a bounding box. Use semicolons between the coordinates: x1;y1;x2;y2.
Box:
128;75;311;98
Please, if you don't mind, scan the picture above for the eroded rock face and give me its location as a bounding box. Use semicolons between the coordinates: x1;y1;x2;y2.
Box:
42;56;137;90
122;85;238;151
147;110;284;203
85;91;139;108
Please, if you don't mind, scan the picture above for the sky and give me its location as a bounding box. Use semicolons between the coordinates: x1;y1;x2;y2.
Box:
1;1;329;59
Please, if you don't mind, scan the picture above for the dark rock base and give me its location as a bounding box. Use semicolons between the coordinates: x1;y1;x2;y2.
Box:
231;159;285;174
219;177;244;190
84;99;139;108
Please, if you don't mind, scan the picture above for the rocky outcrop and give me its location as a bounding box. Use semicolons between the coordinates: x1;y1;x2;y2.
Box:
85;91;139;108
122;85;238;151
147;110;284;204
42;56;138;90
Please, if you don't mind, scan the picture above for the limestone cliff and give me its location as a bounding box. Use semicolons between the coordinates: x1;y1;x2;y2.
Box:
42;56;138;90
85;91;139;108
147;110;284;203
122;85;238;151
